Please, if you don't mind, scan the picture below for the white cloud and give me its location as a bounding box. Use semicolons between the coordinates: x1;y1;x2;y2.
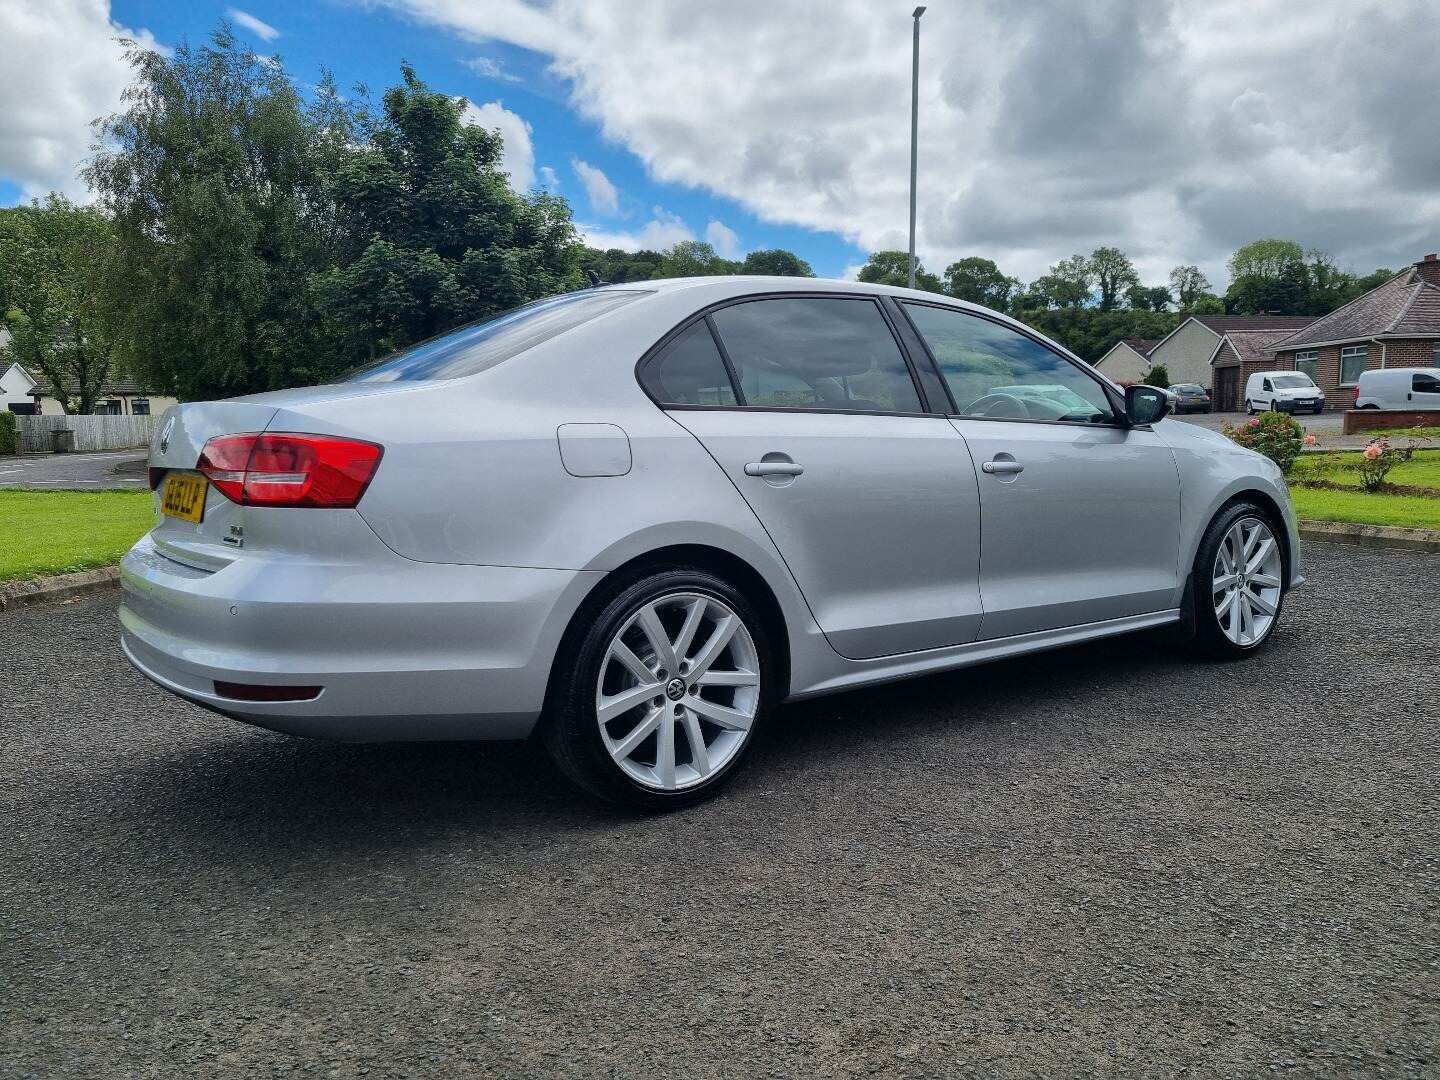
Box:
705;219;740;259
365;0;1440;286
539;165;559;191
0;0;163;201
579;207;692;252
461;56;521;83
225;7;280;42
459;100;534;191
571;157;619;216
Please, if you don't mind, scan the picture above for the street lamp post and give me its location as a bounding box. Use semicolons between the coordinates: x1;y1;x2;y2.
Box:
907;6;925;290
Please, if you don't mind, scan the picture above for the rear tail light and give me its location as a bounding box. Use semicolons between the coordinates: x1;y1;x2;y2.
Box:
197;433;383;508
1352;385;1360;403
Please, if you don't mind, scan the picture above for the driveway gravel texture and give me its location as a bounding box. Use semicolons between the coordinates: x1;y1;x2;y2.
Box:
2;542;1436;1078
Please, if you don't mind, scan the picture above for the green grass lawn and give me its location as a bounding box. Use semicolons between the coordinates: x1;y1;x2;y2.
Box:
1292;449;1440;490
0;490;154;583
1291;486;1440;530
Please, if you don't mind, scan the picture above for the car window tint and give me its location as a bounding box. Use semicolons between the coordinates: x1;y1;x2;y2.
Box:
709;298;922;413
1413;373;1440;394
901;303;1113;423
651;321;738;405
346;290;646;382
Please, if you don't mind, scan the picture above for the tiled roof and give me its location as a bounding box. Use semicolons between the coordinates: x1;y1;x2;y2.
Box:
1192;314;1319;332
1121;338;1160;357
33;373;154;396
1222;328;1303;365
1268;267;1440;349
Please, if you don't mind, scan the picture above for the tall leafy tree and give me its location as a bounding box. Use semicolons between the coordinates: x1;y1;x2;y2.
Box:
1027;254;1092;309
1087;247;1140;311
1225;238;1309;314
0;197;118;414
1168;265;1212;309
857;250;943;292
315;65;580;361
942;257;1019;309
86;27;356;399
740;249;814;277
1125;283;1172;312
659;240;738;277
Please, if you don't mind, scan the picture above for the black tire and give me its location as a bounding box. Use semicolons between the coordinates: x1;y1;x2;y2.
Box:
1190;501;1287;660
1245;400;1255;415
540;565;775;811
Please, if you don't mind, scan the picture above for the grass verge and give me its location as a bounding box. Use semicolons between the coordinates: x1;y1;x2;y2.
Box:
1291;486;1440;531
0;490;154;583
1292;449;1440;490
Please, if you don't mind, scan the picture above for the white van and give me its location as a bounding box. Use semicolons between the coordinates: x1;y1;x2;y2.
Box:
1245;370;1326;415
1353;367;1440;411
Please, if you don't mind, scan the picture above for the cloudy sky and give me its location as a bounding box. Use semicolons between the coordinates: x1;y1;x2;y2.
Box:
2;0;1438;288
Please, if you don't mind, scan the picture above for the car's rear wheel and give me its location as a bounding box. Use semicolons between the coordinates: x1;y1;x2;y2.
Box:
1192;502;1286;659
1245;400;1255;414
542;567;773;810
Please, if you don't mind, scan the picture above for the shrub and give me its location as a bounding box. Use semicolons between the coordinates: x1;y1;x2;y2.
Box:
0;412;16;455
1354;438;1415;492
1221;411;1305;473
1143;363;1170;387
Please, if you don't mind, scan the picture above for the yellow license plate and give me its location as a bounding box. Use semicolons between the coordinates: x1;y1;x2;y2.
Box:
161;473;209;523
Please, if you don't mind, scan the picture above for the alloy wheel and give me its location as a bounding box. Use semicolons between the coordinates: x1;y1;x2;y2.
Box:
594;591;760;791
1211;517;1283;647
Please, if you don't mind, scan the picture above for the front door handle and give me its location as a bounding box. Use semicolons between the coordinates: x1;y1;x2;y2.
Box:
981;459;1024;475
745;461;804;477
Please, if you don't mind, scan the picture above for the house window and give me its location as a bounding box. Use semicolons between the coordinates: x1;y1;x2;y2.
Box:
94;400;122;415
1294;350;1318;379
130;398;150;416
1339;346;1368;386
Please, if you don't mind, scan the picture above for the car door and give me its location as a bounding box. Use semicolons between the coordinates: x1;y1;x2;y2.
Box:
1410;371;1440;409
641;295;983;660
899;301;1182;640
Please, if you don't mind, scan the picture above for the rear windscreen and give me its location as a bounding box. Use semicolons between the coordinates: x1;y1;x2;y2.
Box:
345;290;648;382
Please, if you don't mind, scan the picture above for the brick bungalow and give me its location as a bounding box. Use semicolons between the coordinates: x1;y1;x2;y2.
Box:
1210;327;1319;412
1264;254;1440;409
1148;314;1317;409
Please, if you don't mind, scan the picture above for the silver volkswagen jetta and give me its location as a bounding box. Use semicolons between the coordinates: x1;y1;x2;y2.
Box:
122;278;1301;808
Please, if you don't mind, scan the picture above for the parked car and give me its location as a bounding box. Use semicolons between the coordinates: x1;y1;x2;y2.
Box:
1246;371;1325;414
1168;383;1211;414
1353;367;1440;411
121;279;1302;809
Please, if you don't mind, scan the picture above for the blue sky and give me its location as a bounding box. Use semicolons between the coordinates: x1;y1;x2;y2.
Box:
27;1;869;278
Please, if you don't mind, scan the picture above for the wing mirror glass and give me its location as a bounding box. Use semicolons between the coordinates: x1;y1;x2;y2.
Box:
1125;384;1171;426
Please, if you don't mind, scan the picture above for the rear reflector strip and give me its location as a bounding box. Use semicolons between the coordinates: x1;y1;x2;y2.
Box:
213;681;323;702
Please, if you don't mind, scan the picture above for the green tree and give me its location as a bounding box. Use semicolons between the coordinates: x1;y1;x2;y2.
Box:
1225;239;1309;314
1008;309;1180;365
1027;254;1092;309
0;196;118;414
1125;284;1172;311
86;27;357;399
578;247;664;283
660;240;738;277
856;250;943;293
1143;363;1170;387
740;249;814;276
1088;247;1139;311
942;257;1019;309
1353;267;1397;294
1191;294;1225;314
314;65;579;360
1168;265;1212;309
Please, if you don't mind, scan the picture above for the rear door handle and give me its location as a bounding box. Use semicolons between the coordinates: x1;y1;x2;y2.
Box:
745;461;804;477
981;459;1024;475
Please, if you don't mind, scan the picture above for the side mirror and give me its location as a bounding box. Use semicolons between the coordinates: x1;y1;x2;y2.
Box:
1125;384;1171;426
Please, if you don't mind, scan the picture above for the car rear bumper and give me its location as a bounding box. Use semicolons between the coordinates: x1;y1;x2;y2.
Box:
119;533;603;741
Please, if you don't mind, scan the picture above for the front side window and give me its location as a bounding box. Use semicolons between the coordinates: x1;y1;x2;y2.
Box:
346;290;647;383
901;302;1113;423
708;297;922;413
1414;373;1440;394
1340;346;1368;385
649;321;737;406
1294;351;1318;379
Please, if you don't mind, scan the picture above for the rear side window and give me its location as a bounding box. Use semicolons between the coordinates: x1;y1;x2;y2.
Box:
709;298;923;413
346;290;646;382
650;321;738;405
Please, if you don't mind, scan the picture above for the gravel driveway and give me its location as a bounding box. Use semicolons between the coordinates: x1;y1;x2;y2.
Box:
3;542;1437;1078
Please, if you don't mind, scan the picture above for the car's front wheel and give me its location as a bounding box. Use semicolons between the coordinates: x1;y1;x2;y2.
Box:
1192;502;1286;659
542;567;773;809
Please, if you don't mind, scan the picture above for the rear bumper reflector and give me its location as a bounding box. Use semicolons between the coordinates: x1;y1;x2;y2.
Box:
213;681;323;702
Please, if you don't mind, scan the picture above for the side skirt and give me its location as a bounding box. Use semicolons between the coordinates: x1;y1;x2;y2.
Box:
786;609;1181;701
